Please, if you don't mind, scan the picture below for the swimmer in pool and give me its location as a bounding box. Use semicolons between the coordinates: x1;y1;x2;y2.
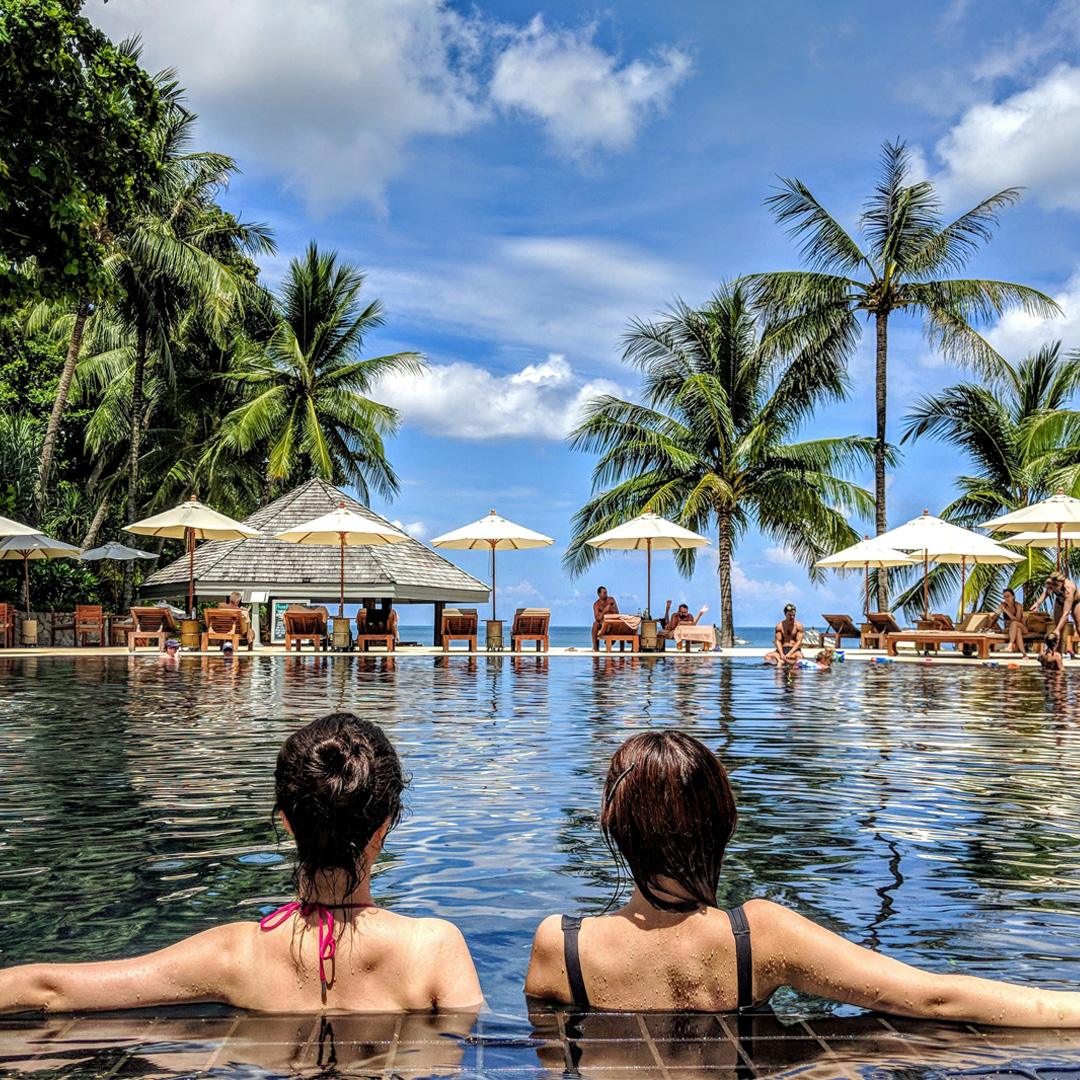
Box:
1039;631;1065;673
525;730;1080;1023
0;713;482;1014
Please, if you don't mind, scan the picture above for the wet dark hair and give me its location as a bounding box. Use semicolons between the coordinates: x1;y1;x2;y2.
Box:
273;713;406;902
1045;631;1060;648
600;731;737;912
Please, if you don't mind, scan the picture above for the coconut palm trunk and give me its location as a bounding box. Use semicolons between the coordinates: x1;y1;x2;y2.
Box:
81;498;109;549
35;296;90;522
717;506;735;648
875;310;889;611
122;328;148;609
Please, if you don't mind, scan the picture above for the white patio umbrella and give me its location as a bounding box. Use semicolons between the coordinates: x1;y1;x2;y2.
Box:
430;510;554;620
0;533;82;617
274;503;409;617
878;510;1021;620
980;489;1080;571
815;535;918;619
0;513;39;537
125;496;261;614
585;508;709;619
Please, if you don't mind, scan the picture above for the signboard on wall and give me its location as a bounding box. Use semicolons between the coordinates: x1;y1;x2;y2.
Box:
271;599;310;644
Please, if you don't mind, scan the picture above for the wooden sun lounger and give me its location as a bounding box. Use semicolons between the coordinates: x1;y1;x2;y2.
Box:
862;611;902;649
127;606;178;652
283;607;329;652
511;608;550;652
601;614;641;652
201;606;253;651
821;614;861;650
885;628;1007;659
441;608;478;651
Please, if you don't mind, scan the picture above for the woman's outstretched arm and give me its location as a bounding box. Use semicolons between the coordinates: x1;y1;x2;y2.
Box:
749;899;1080;1027
0;924;247;1014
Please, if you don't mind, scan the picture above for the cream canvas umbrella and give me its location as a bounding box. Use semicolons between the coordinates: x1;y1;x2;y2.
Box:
126;496;261;614
0;533;82;617
585;508;709;618
815;535;918;619
878;511;1021;620
980;489;1080;570
430;510;554;620
0;513;39;537
274;503;409;617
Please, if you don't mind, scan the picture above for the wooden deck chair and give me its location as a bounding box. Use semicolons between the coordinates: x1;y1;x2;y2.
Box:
441;608;478;651
127;606;178;652
202;606;254;652
511;608;550;652
862;611;902;649
821;614;861;650
930;612;955;630
74;605;106;646
283;606;329;652
0;603;15;648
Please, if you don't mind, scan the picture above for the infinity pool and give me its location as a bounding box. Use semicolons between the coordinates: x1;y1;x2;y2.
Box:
1;654;1079;1078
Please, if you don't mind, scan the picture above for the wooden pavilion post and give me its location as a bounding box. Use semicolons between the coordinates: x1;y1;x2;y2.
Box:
433;601;445;647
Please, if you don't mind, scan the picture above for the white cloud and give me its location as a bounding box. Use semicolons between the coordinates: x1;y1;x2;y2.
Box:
490;16;692;157
371;235;689;364
377;354;622;441
497;580;542;600
94;2;691;212
391;519;429;540
730;561;801;605
933;64;1080;211
762;546;797;566
983;268;1080;358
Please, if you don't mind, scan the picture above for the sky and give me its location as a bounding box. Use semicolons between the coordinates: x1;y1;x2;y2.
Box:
92;0;1080;627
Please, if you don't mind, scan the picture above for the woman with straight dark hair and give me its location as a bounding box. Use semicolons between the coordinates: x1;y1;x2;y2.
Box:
0;713;482;1014
526;730;1080;1024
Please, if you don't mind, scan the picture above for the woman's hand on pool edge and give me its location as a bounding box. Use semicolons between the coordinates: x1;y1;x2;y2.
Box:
753;899;1080;1027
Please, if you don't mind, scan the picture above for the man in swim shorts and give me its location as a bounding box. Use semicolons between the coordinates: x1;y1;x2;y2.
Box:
659;600;709;639
591;586;619;650
764;604;804;664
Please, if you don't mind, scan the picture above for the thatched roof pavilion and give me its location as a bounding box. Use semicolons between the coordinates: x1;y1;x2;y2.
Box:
139;479;489;640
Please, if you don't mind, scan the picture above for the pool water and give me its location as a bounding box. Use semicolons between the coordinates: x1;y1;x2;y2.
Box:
1;654;1080;1078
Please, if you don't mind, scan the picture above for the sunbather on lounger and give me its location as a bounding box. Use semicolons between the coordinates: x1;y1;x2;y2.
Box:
0;714;482;1014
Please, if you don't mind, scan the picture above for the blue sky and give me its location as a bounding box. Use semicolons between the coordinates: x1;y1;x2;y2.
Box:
94;0;1080;627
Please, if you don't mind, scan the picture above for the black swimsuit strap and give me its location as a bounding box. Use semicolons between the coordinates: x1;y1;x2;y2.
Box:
561;915;590;1009
727;904;754;1011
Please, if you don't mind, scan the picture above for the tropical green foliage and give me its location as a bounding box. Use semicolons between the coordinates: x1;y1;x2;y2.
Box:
0;0;161;304
214;242;425;503
746;140;1059;609
899;342;1080;613
566;285;880;647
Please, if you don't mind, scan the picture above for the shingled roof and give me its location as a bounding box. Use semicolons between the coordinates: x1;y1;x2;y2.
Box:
138;478;490;605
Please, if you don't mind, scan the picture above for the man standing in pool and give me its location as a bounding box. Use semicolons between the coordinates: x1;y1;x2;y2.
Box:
764;604;804;664
591;587;619;651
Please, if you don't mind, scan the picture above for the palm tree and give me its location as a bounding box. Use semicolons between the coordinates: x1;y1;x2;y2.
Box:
565;285;880;647
745;140;1060;610
213;242;425;503
900;342;1080;611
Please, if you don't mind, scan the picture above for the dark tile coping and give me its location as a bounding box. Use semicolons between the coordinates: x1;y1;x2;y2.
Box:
4;1008;1080;1079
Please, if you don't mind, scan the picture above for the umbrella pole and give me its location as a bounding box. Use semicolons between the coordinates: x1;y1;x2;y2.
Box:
864;562;870;620
959;556;966;621
923;551;929;622
188;528;195;616
23;552;30;619
339;533;345;618
1058;523;1063;572
646;539;652;619
491;542;497;621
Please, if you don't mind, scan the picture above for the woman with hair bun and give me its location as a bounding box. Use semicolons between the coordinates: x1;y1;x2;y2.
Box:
0;713;482;1014
526;730;1080;1025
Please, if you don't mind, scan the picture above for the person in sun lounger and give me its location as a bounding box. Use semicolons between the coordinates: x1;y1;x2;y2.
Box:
659;600;708;638
591;586;619;650
0;714;482;1014
526;729;1080;1023
763;603;804;664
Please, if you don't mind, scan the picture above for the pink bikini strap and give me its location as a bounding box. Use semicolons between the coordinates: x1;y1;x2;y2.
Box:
259;901;374;995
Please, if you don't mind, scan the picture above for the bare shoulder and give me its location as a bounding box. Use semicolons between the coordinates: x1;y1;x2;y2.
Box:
413;916;468;948
794;620;805;632
531;914;564;953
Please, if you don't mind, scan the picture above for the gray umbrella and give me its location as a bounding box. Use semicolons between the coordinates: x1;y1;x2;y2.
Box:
80;541;158;562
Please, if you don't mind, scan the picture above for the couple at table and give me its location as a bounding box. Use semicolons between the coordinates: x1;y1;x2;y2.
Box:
590;586;708;649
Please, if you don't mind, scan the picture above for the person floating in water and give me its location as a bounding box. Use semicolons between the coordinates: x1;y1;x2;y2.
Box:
763;604;804;664
793;647;835;671
526;730;1080;1023
0;714;482;1014
1038;631;1065;673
